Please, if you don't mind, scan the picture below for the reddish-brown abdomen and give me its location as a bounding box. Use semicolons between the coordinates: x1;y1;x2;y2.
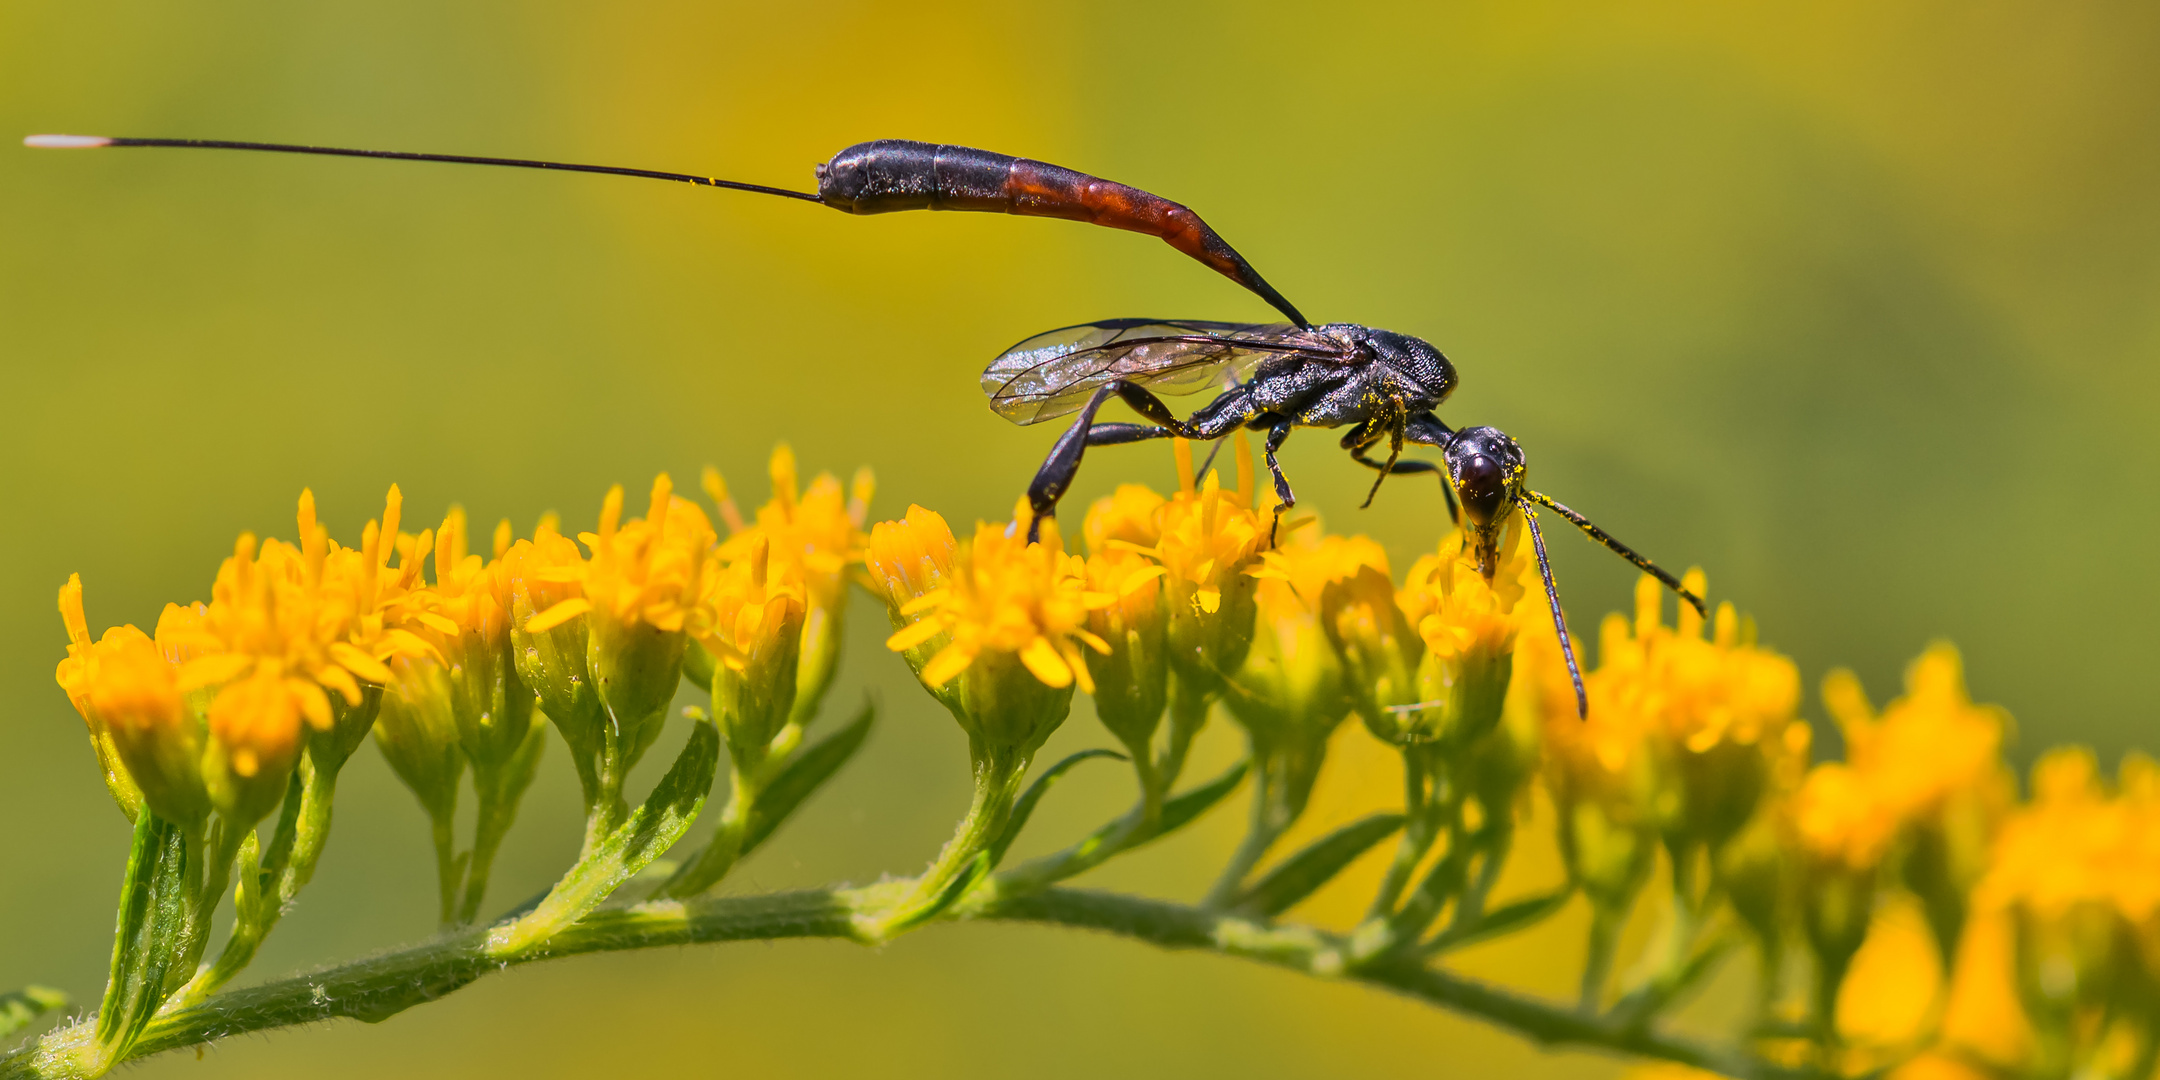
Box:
816;139;1306;325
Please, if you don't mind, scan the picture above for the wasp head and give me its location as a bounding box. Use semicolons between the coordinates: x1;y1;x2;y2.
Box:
1444;426;1526;579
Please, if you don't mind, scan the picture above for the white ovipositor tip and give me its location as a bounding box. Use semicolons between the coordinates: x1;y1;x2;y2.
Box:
24;134;113;149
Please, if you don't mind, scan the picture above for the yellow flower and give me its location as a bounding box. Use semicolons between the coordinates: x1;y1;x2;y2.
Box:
1385;526;1528;748
1145;438;1267;691
176;489;433;822
1827;643;2013;963
1585;572;1799;848
709;444;869;612
1082;483;1165;555
1320;563;1420;728
505;512;595;732
869;505;1100;755
1793;762;1897;998
1227;525;1388;841
55;575;146;820
702;534;808;755
1975;748;2160;1060
400;507;539;770
578;475;720;744
1232;528;1386;744
1079;546;1169;759
703;445;870;727
79;621;204;826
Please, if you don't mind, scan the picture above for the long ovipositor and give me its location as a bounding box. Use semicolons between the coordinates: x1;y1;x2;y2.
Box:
24;133;1308;327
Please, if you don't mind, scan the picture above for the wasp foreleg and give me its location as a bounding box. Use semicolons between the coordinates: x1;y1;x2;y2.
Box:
1262;420;1295;547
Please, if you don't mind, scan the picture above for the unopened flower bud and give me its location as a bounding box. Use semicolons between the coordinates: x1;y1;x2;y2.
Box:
376;656;465;824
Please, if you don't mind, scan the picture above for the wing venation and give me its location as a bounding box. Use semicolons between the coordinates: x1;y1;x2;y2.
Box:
980;318;1344;425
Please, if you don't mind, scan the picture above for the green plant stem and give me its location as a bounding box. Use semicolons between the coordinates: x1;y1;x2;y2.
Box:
1202;767;1284;909
1158;677;1210;795
858;745;1027;938
0;886;1793;1080
662;770;755;897
174;758;341;1008
1368;750;1436;921
428;811;460;929
581;725;633;859
1581;902;1625;1016
456;771;513;925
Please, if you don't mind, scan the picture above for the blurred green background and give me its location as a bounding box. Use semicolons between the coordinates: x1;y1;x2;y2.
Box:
4;0;2157;1075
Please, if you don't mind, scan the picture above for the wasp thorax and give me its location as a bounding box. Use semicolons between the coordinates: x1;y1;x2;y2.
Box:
1356;326;1456;405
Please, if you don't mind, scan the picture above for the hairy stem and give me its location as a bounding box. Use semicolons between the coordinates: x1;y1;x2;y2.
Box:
1;886;1791;1080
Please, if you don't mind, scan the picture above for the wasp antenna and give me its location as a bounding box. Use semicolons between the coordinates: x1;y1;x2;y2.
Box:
24;134;113;149
20;135;825;202
1519;498;1588;720
1525;489;1706;618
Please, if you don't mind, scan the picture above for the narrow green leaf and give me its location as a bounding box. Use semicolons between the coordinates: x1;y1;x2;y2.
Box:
1423;886;1572;956
1608;933;1740;1029
988;748;1126;868
1233;813;1404;917
0;986;67;1041
487;719;719;958
740;700;875;857
1159;759;1250;835
95;813;188;1061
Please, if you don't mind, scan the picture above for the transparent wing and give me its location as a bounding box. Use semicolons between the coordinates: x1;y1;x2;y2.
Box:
981;318;1346;425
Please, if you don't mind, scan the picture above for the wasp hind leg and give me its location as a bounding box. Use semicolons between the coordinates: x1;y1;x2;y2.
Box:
1025;381;1213;542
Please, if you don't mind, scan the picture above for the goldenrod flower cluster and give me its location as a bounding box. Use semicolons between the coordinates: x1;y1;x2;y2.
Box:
57;447;869;921
57;489;433;831
52;437;2160;1080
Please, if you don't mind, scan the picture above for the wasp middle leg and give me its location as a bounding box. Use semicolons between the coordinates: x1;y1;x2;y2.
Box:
1345;418;1457;523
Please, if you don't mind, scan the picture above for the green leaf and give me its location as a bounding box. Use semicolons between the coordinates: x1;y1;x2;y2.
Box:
988;748;1126;868
1422;886;1572;956
740;700;875;858
0;986;67;1041
1233;813;1404;918
94;812;189;1061
487;719;720;958
1159;759;1250;835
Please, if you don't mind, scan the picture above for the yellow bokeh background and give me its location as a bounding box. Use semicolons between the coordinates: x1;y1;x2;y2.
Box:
3;1;2157;1076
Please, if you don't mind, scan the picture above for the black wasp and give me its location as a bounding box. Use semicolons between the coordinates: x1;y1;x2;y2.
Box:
26;132;1705;713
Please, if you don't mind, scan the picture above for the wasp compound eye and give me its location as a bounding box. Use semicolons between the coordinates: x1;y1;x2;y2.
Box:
1454;453;1509;528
